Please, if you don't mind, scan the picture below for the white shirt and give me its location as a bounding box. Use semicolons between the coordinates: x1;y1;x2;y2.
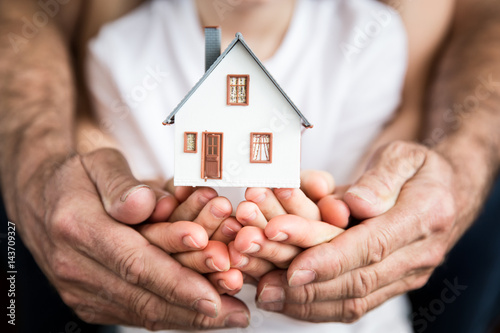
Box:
86;0;411;332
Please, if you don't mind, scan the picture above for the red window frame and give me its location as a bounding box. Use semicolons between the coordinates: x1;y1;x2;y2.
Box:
184;132;197;153
227;75;249;106
250;132;273;163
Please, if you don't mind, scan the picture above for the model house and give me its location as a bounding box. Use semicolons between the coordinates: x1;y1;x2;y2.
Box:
163;28;312;188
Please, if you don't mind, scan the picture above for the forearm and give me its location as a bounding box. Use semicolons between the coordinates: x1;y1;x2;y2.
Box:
423;0;500;240
0;3;75;218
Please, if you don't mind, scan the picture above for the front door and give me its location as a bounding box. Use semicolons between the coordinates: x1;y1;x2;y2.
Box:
203;132;223;179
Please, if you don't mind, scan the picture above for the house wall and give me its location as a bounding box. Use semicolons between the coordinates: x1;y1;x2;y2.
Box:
174;42;302;188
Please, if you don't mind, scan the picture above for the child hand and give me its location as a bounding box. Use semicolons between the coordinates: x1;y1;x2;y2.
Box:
231;170;350;280
137;181;245;295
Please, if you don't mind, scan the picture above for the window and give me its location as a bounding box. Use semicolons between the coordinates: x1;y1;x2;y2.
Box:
227;75;249;105
184;132;197;153
250;133;272;163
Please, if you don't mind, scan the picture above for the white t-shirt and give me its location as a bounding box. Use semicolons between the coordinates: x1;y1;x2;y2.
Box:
86;0;412;332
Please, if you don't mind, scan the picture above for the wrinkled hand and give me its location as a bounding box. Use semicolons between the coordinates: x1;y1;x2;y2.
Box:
231;170;349;281
14;148;249;330
255;141;457;323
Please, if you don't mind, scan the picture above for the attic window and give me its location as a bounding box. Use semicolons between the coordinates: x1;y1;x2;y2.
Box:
227;75;249;105
250;133;272;163
184;132;197;153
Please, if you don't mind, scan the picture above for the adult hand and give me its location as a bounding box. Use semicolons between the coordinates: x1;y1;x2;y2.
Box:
13;148;249;329
255;141;457;323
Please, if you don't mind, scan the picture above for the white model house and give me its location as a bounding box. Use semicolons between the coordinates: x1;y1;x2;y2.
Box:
163;28;312;188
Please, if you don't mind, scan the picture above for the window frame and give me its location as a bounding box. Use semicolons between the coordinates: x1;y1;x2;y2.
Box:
227;74;250;106
250;132;273;164
184;132;198;153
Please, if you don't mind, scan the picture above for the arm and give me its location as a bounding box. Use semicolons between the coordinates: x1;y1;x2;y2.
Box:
353;0;455;178
0;1;248;329
255;0;500;322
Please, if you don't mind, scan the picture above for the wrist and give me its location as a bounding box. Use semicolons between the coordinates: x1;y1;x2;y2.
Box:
433;131;497;243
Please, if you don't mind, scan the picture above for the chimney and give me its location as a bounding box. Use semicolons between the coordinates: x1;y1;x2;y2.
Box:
205;27;221;72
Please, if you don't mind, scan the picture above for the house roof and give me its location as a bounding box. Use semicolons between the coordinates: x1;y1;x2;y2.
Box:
162;32;312;128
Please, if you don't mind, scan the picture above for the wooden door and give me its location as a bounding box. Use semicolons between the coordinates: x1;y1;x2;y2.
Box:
203;132;222;179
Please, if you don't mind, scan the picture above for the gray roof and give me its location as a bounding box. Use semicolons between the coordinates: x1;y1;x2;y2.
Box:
162;32;312;128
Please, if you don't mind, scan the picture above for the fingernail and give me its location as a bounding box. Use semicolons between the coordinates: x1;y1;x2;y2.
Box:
268;231;288;242
218;279;235;291
206;258;225;272
250;190;266;203
289;269;316;287
234;255;249;268
258;285;285;303
257;301;284;312
346;186;378;205
276;189;292;200
198;191;217;206
182;235;201;249
120;185;151;202
242;211;257;223
211;205;228;219
221;224;238;238
241;242;261;254
193;299;218;318
224;311;249;328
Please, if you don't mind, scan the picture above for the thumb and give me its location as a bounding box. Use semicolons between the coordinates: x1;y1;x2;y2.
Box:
344;142;427;220
81;148;156;224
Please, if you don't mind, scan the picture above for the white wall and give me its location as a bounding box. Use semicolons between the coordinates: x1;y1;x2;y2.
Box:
174;42;302;188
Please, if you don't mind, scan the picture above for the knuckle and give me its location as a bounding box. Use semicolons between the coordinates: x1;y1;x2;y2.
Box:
131;291;168;328
189;312;215;329
421;243;447;269
51;252;80;282
367;229;391;265
117;248;147;285
294;304;314;321
302;283;318;304
59;290;81;310
50;206;80;243
341;298;368;323
351;269;377;298
411;273;431;291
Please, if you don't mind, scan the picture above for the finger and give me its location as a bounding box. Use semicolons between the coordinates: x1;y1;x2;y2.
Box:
211;217;243;244
73;215;222;317
143;180;179;222
81;148;156;224
257;275;420;324
165;178;196;202
173;240;230;274
286;201;426;287
54;241;248;329
245;188;286;220
257;240;436;304
228;242;276;280
235;201;268;228
344;142;427;219
300;170;336;202
207;269;244;295
192;197;232;238
234;226;301;269
265;215;344;248
168;187;218;222
273;188;321;220
317;195;350;228
137;221;208;253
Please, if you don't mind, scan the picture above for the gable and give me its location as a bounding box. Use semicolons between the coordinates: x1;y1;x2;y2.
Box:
163;33;312;128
